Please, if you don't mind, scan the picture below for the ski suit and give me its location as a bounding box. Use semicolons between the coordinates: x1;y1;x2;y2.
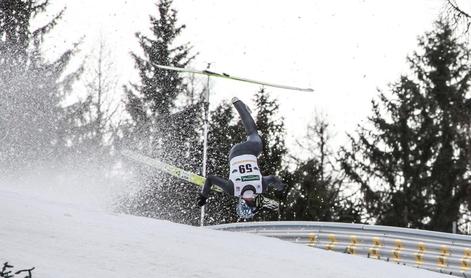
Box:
200;98;284;199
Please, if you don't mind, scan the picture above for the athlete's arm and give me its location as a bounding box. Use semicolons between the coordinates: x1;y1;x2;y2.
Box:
201;175;234;197
198;175;234;207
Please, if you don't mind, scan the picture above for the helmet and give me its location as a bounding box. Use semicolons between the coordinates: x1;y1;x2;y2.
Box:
236;198;256;219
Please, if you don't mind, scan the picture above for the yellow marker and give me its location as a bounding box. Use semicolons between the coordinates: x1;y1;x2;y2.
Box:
437;256;447;268
392;240;403;262
415;242;426;266
418;242;426;252
461;248;471;272
308;233;318;247
369;248;380;259
440;245;450;256
462;259;470;271
437;245;449;269
325;234;337;251
416;253;424;266
368;237;382;259
346;235;358;255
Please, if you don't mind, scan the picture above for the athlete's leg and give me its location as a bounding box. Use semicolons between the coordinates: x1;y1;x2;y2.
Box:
232;97;258;137
229;98;263;158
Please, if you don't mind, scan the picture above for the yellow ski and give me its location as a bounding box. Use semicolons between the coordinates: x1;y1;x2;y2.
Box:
121;149;279;208
122;149;223;192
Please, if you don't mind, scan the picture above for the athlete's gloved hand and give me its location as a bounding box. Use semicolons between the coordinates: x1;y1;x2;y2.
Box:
197;193;207;207
274;184;287;199
273;182;287;192
280;183;288;191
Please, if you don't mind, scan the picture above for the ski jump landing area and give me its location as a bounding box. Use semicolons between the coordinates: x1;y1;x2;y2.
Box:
0;187;454;278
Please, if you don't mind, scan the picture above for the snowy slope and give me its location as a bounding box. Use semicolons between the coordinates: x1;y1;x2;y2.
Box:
0;188;449;278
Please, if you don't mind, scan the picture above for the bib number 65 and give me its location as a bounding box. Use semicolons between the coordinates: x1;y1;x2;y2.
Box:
239;164;253;174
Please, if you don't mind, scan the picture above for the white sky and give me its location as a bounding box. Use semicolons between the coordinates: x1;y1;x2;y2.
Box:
45;0;449;152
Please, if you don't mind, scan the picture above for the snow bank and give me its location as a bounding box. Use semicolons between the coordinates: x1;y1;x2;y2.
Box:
0;188;448;278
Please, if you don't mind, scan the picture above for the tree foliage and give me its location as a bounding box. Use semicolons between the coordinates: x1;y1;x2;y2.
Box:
444;0;471;31
0;0;81;171
65;38;119;161
282;117;362;222
125;0;193;125
118;0;201;225
340;20;471;232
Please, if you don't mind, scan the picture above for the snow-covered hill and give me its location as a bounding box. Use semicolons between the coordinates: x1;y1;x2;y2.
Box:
0;188;449;278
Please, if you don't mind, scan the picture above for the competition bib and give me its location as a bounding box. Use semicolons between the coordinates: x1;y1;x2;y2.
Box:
229;154;263;196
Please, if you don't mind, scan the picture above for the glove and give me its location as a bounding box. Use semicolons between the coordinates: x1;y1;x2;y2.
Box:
274;184;287;199
254;194;265;208
197;193;207;207
280;183;288;191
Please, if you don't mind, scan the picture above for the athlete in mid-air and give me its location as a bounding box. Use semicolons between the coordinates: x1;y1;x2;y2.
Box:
197;97;285;219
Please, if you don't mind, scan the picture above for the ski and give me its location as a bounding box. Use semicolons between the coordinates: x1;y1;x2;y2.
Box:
121;149;212;189
154;64;314;92
121;149;279;209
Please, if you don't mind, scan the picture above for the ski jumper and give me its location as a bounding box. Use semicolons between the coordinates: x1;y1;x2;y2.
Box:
200;98;284;198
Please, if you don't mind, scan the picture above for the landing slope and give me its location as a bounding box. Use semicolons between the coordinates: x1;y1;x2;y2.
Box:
0;189;447;278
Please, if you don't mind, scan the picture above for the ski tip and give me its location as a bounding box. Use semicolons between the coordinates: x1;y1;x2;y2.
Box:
231;97;240;104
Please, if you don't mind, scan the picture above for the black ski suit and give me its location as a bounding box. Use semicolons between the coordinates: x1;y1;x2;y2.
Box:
200;98;284;200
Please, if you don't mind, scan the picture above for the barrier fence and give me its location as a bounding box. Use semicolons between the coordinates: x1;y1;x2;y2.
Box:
211;221;471;277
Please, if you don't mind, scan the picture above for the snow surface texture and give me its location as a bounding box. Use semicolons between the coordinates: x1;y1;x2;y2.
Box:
0;188;449;278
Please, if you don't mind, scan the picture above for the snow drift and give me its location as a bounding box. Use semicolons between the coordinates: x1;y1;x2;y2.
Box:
0;187;448;278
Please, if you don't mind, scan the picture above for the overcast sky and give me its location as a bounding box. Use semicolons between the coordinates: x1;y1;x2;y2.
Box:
45;0;451;152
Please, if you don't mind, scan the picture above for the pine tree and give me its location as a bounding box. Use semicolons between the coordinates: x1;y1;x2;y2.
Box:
66;38;118;161
122;0;196;156
0;0;81;171
124;0;193;126
340;20;471;232
118;0;201;225
282;117;361;222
